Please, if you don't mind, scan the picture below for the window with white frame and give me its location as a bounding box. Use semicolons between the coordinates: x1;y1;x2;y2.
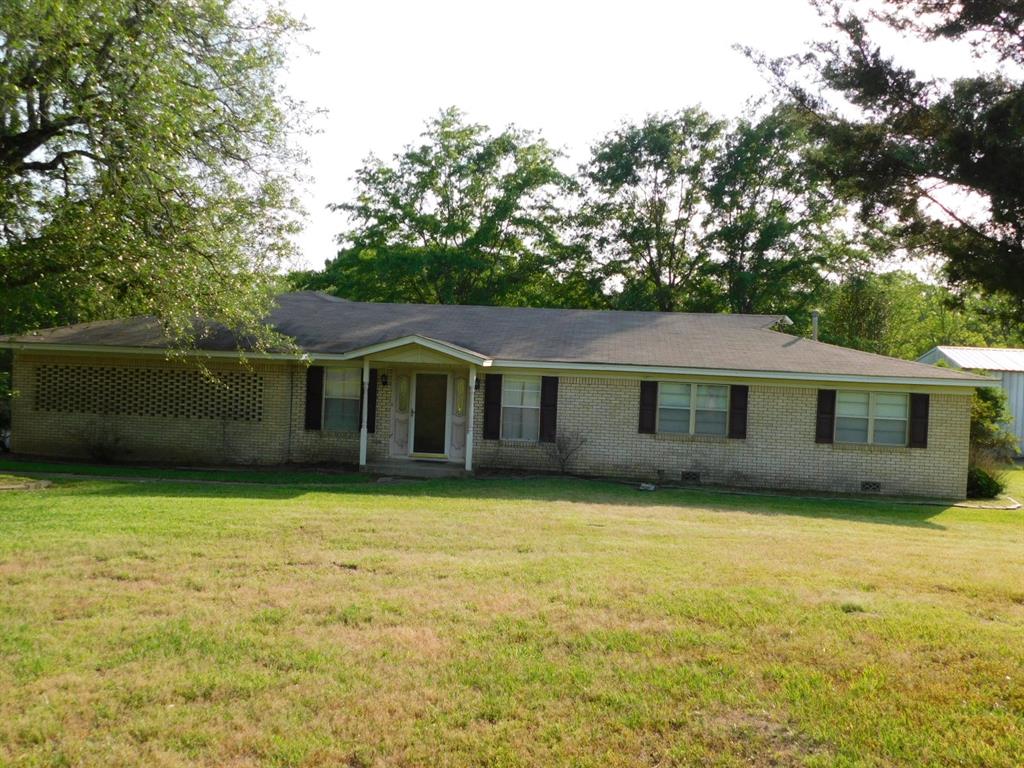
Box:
501;376;541;441
323;368;361;431
835;391;908;445
657;382;729;436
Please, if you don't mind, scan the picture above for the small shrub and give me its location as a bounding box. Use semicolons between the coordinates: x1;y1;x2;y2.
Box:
966;464;1005;499
545;430;587;474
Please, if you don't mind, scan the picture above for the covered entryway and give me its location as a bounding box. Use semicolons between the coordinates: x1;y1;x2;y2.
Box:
412;373;448;455
341;334;486;473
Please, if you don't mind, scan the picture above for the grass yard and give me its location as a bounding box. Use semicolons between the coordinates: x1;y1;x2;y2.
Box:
0;467;1022;767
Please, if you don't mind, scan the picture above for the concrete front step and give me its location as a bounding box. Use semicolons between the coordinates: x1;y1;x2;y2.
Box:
363;460;471;479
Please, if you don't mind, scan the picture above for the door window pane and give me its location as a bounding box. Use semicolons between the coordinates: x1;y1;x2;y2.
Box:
397;376;410;413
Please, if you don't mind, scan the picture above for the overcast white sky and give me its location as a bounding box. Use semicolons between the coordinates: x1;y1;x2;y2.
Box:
280;0;981;271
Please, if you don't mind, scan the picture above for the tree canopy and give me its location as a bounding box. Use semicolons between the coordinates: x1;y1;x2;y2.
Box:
577;106;864;321
753;0;1024;314
0;0;306;345
298;108;586;307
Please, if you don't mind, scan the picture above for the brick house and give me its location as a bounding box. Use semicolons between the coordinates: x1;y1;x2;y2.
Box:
2;291;990;498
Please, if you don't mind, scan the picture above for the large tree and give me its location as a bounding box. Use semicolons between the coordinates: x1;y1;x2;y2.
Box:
579;107;862;317
305;108;586;307
577;109;725;312
0;0;306;343
753;0;1024;313
819;270;1024;360
704;104;863;320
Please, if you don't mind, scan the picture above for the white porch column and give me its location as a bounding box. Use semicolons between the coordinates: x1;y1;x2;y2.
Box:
359;358;370;467
465;366;477;472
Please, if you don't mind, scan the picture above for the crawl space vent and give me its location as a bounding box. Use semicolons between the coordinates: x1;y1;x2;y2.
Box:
680;471;702;484
860;481;882;493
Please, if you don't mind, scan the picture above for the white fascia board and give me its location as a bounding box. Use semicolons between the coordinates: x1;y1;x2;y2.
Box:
488;358;995;389
1;335;491;366
3;341;993;387
0;342;311;361
327;335;490;365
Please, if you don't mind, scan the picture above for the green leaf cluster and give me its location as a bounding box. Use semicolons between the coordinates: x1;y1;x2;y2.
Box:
0;0;308;349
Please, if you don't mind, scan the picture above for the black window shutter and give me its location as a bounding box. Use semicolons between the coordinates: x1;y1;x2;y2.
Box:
304;365;324;430
815;389;836;444
639;381;658;434
728;385;749;439
540;376;559;443
483;374;502;439
364;369;378;433
909;393;929;448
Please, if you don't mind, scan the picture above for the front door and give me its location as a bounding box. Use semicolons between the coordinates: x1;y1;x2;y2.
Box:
412;374;448;454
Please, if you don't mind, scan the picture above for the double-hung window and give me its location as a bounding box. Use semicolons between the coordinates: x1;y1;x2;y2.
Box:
657;382;729;436
835;391;908;446
501;376;541;441
323;368;361;431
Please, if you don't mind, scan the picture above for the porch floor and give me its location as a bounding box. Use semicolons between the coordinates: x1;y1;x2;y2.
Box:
363;459;471;479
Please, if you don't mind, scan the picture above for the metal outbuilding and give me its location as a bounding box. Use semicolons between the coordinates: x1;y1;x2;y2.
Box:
919;346;1024;452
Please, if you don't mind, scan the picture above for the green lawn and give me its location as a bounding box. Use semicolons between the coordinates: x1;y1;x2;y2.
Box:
0;468;1022;767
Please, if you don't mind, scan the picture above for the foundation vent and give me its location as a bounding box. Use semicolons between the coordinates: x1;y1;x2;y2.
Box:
860;480;882;493
35;364;264;422
680;471;702;484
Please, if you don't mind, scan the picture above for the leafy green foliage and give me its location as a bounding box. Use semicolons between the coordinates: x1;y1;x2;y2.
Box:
302;108;590;307
818;271;1022;359
970;385;1019;462
578;106;867;317
753;0;1024;316
966;464;1006;499
0;0;307;346
577;109;725;312
703;105;864;321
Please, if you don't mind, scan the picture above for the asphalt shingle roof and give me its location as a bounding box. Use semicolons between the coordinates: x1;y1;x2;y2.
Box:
3;291;988;383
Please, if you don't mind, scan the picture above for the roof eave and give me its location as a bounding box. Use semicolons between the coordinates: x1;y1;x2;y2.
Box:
2;340;993;387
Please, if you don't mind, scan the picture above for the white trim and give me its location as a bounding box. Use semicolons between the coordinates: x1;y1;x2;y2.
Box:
465;367;477;472
656;381;729;437
409;371;451;458
2;340;994;388
489;359;991;389
334;335;489;365
834;390;909;447
500;375;542;442
323;367;362;432
359;359;369;466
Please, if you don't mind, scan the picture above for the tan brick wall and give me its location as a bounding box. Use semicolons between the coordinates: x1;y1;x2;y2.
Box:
11;352;294;465
472;375;971;499
10;354;971;497
10;354;394;467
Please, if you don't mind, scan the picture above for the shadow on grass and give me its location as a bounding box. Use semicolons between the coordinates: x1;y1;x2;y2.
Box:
52;473;952;530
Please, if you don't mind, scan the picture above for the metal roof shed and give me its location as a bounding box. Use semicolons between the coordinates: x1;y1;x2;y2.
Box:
919;346;1024;453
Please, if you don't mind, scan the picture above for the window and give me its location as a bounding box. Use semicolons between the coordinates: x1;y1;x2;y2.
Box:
501;376;541;441
323;368;361;431
397;375;410;414
835;391;908;446
455;377;467;418
657;382;729;436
